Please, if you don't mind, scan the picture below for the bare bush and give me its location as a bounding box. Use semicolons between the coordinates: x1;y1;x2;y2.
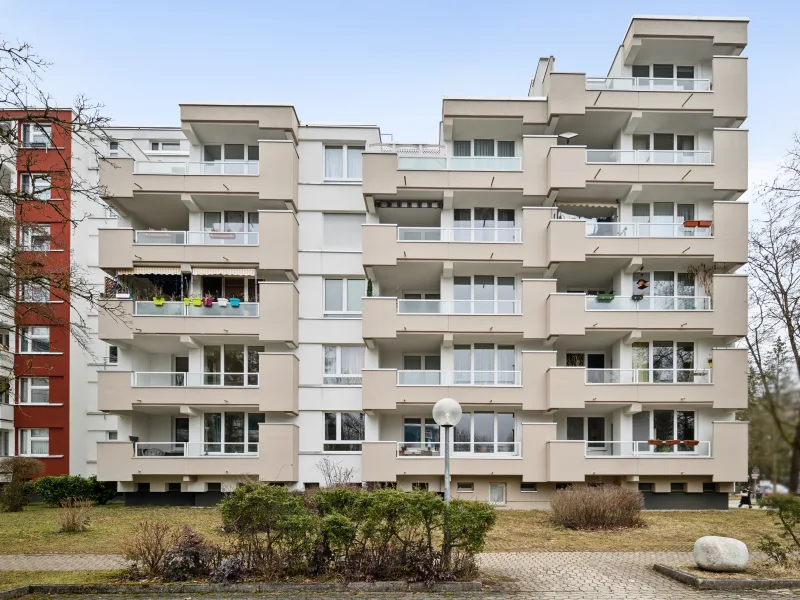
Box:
57;497;92;533
550;485;644;530
0;456;45;512
124;521;173;577
316;457;355;488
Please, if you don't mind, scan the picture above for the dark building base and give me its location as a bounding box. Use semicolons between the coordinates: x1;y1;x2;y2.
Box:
643;491;728;510
124;491;224;507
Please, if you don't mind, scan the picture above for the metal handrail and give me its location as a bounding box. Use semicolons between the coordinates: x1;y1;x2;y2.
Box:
132;372;260;387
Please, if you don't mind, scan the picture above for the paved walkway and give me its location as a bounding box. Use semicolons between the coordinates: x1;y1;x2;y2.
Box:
5;552;800;599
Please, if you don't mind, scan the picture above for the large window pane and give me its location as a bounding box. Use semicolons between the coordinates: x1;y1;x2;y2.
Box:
204;413;222;452
676;342;694;382
567;417;583;441
224;412;245;453
473;344;495;384
497;141;515;157
204;145;222;162
248;413;265;452
677;411;695;451
587;417;605;448
347;146;364;178
652;341;674;382
453;141;470;157
654;410;674;442
404;418;422;443
633;342;650;383
224;144;245;160
474;412;495;453
324;413;337;441
204;346;221;385
339;412;364;451
224;345;245;386
325;279;343;312
325;146;344;178
324;346;337;375
497;413;515;452
340;346;364;375
346;279;364;312
473;139;494;157
247;346;264;385
454;413;471;452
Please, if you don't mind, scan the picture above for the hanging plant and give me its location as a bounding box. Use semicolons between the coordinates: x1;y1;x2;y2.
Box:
366;279;373;297
686;264;714;299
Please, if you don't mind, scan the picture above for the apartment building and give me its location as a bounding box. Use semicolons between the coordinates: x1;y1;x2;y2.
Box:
0;122;16;459
0;111;119;475
96;15;749;509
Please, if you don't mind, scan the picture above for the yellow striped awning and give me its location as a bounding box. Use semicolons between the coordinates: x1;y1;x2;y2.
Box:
117;266;183;276
192;267;257;277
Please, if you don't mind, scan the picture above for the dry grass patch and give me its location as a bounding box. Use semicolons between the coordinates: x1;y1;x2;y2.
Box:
0;570;121;590
675;562;800;580
486;509;782;552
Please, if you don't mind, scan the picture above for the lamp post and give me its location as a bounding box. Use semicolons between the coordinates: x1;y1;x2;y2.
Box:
432;397;462;504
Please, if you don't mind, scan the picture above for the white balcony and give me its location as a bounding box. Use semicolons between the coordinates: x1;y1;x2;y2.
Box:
133;231;258;245
134;442;259;457
584;221;713;238
585;295;711;311
584;440;711;458
133;161;259;175
586;149;712;164
396;299;521;315
396;370;521;386
132;372;260;387
397;227;521;243
585;77;711;92
396;441;521;457
132;300;259;317
368;143;521;171
584;368;711;385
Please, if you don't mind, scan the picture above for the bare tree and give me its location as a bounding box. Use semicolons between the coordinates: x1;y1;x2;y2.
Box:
316;457;355;488
0;38;117;392
747;137;800;494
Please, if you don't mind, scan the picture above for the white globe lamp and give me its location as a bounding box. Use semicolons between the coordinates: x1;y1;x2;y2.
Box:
433;398;461;504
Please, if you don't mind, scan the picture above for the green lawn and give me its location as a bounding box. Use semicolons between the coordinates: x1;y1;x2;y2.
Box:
0;502;782;555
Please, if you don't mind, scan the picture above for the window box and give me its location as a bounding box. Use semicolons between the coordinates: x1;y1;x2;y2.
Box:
682;440;700;447
596;293;615;303
682;220;700;228
229;298;240;308
697;220;713;228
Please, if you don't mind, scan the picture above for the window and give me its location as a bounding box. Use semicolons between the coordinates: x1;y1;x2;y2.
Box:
109;141;119;156
324;412;365;451
167;482;182;492
20;326;50;353
20;174;51;200
150;141;182;152
203;411;264;453
453;411;516;453
632;340;697;383
207;482;221;492
19;428;49;456
452;140;515;158
520;482;538;493
22;280;50;302
21;224;50;251
203;211;259;235
566;416;606;449
457;482;474;493
0;376;9;404
203;344;263;386
107;431;118;441
671;482;686;492
324;145;364;180
453;207;517;242
324;278;365;317
402;417;440;453
638;482;654;492
634;409;697;452
108;345;118;364
323;346;364;385
453;344;516;384
20;377;49;404
322;213;366;250
304;482;320;490
453;140;470;157
454;276;517;314
489;483;507;505
0;329;9;351
412;482;429;491
703;482;716;493
0;430;8;456
22;123;52;148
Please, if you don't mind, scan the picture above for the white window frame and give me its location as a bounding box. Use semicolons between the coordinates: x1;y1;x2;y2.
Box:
21;224;51;251
452;139;516;157
22;280;50;302
566;415;608;449
456;482;474;493
323;345;364;385
20;174;51;200
323;278;365;317
453;410;517;454
107;431;118;441
0;430;9;456
0;376;9;405
202;210;260;234
452;343;517;385
202;410;264;454
149;141;183;153
453;275;518;312
489;482;507;506
520;482;538;493
201;144;258;163
21;123;52;148
323;411;365;452
632;340;697;382
19;377;49;404
109;141;119;156
202;344;264;386
19;326;50;353
19;428;49;456
108;345;118;364
638;409;697;446
323;144;365;181
0;329;10;351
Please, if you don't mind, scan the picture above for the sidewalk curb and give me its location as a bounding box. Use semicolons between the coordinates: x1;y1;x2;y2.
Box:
0;580;482;597
654;564;800;590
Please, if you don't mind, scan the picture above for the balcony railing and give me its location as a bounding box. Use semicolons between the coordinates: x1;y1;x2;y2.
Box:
586;149;712;164
585;77;711;92
132;372;259;387
134;231;259;245
368;143;521;171
397;370;521;386
584;221;713;238
134;161;259;176
323;374;362;386
133;301;259;317
397;227;521;243
134;442;259;457
396;299;521;315
583;440;711;457
585;295;711;311
585;368;711;384
397;441;520;457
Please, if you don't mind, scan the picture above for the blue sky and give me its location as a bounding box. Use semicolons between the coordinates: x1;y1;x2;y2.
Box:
0;0;795;181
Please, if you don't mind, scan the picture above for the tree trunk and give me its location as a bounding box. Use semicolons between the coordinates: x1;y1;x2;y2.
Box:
790;420;800;496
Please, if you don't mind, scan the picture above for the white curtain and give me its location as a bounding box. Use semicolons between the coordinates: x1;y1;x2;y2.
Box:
340;346;364;374
473;139;495;157
347;146;364;179
324;279;343;312
325;146;344;178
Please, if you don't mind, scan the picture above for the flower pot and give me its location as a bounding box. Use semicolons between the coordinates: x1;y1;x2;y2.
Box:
202;298;213;307
683;440;700;447
229;298;241;308
596;294;615;303
192;298;202;307
217;298;229;307
682;220;700;228
665;439;680;446
183;298;190;306
153;297;165;306
647;440;663;446
697;220;713;228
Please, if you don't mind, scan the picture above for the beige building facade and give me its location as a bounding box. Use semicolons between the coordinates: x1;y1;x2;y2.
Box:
96;15;749;509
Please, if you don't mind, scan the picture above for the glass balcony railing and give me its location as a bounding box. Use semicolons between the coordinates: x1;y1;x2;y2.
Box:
134;442;259;457
585;368;711;384
585;77;711;92
395;299;521;315
584;221;713;238
134;231;258;245
585;295;711;311
133;301;259;317
132;372;259;387
583;440;711;457
586;149;712;164
134;161;259;175
396;370;521;386
396;441;520;457
397;227;521;243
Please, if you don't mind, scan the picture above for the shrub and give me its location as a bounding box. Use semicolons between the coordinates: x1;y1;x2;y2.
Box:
35;474;117;506
162;526;217;581
759;495;800;564
58;498;92;533
550;485;644;530
0;456;45;512
124;521;174;578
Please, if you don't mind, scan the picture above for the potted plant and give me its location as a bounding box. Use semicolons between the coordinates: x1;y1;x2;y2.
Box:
218;297;229;307
596;293;615;303
191;295;203;307
707;356;713;369
229;297;241;308
202;294;214;307
697;220;713;228
183;297;190;306
152;285;165;307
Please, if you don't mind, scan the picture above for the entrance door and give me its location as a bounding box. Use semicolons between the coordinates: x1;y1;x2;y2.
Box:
174;356;189;387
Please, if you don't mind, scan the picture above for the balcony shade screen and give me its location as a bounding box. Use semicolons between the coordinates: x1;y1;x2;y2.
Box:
117;266;182;275
192;267;257;277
